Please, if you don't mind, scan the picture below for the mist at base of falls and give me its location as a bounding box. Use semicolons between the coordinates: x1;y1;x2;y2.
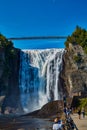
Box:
19;49;64;113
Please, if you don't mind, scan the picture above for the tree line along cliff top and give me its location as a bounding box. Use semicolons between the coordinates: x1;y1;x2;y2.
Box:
65;26;87;53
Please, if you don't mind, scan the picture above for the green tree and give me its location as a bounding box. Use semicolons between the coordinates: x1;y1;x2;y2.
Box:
65;26;87;53
79;98;87;109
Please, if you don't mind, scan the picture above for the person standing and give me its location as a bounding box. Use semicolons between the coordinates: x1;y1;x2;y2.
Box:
53;117;63;130
63;95;67;107
82;108;85;118
78;109;81;119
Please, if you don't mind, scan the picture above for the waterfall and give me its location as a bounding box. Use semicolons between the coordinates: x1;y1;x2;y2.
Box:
19;49;64;113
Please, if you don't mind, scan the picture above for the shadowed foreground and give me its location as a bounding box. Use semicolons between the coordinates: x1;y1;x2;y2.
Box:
0;100;63;130
0;115;53;130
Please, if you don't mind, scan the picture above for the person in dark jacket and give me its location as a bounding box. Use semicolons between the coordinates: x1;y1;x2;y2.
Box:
82;108;85;118
78;109;81;119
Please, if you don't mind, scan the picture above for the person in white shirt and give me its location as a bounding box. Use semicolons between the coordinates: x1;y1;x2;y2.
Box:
53;117;63;130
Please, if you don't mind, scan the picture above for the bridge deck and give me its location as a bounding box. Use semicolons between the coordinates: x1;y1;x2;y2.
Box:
8;36;67;40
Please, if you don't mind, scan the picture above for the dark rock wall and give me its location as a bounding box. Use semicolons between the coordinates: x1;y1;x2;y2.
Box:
0;47;22;113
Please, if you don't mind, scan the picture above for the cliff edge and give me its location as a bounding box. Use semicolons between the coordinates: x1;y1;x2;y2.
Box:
0;34;22;113
60;26;87;97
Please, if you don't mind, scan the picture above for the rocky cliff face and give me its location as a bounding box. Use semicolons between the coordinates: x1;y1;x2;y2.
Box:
0;47;22;113
60;43;87;96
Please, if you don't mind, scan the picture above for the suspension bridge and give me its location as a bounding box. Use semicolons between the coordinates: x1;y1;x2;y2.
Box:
8;36;67;41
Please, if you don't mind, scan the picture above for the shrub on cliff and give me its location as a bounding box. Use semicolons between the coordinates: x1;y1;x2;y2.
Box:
79;98;87;109
0;33;16;57
0;33;13;49
73;55;82;63
65;26;87;53
71;97;87;111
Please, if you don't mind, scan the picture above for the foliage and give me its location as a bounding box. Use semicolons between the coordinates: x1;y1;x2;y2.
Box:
74;98;87;112
73;55;82;63
65;26;87;53
79;98;87;110
0;33;16;57
0;33;13;48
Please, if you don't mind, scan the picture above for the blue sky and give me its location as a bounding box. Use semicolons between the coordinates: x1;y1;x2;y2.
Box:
0;0;87;49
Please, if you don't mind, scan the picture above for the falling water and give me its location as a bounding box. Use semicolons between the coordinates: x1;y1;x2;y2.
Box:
19;49;64;113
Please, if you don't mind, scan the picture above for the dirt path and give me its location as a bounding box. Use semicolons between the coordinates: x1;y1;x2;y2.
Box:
71;114;87;130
